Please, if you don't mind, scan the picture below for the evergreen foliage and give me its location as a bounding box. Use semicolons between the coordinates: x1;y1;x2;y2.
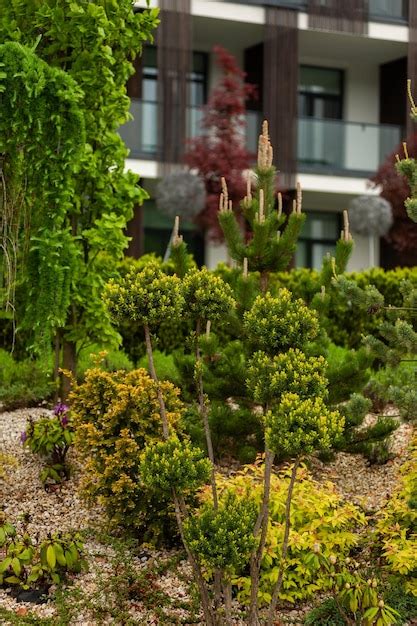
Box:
184;492;258;577
266;393;342;457
218;122;305;292
141;436;211;494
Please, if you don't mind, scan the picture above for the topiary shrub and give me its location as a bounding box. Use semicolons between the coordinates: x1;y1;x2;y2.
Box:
69;367;184;542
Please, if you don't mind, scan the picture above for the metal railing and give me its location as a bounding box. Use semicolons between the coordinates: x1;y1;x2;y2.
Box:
119;100;403;176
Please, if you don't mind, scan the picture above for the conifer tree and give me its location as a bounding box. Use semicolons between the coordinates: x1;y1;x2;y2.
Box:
219;121;305;294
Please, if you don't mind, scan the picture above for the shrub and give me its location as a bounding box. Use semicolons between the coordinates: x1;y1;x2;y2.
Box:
0;514;86;589
377;437;417;596
223;463;366;605
384;578;417;624
366;362;417;422
247;348;327;405
325;343;372;405
275;266;417;349
243;290;319;353
141;436;211;494
266;393;343;458
0;349;54;410
21;403;74;484
184;491;257;578
69;367;183;541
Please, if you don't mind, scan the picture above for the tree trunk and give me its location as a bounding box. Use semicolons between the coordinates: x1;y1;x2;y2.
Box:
266;458;300;626
248;446;275;624
61;339;76;400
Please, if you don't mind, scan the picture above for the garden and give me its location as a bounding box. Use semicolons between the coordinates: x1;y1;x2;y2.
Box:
0;1;416;625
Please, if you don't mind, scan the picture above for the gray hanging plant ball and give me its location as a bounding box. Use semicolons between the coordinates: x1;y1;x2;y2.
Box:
156;171;206;220
348;195;393;237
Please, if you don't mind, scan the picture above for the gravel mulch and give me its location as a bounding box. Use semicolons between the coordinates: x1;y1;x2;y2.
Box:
0;406;415;625
310;408;415;512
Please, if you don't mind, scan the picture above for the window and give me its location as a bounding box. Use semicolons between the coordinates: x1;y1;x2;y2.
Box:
141;46;208;107
143;201;205;267
298;66;344;120
295;211;341;269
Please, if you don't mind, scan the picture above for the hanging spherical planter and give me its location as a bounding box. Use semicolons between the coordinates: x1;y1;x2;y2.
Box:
156;171;206;220
348;195;393;237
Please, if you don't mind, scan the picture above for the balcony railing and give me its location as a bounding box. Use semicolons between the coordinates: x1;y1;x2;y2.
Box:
222;0;408;23
297;116;402;175
119;100;403;176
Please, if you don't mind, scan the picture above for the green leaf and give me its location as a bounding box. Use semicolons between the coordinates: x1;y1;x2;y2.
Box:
0;557;12;573
4;575;21;584
47;544;56;569
11;557;21;577
54;543;66;566
363;607;379;621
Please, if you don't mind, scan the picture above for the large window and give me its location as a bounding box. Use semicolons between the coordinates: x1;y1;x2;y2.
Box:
121;48;208;156
295;211;341;269
298;66;344;120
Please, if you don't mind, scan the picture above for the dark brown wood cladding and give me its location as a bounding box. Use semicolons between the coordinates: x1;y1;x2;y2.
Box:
408;0;417;136
264;7;298;189
126;56;143;99
308;0;368;35
157;0;192;170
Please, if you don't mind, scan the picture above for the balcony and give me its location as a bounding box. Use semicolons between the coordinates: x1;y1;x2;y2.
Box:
297;116;402;176
222;0;408;23
120;99;403;177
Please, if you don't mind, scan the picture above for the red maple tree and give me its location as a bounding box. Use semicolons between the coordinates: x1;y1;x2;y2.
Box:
370;133;417;267
184;45;257;240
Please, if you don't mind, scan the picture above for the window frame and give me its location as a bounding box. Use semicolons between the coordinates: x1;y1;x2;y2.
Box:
298;65;345;121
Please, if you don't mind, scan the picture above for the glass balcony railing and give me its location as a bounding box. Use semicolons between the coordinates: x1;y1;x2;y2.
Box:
368;0;408;22
221;0;408;23
119;100;402;176
297;117;402;175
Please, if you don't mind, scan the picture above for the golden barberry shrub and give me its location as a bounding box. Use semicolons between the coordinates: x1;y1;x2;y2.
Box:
70;367;183;540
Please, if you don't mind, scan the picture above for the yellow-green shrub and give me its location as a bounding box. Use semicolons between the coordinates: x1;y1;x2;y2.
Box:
377;437;417;596
69;367;183;540
216;462;366;605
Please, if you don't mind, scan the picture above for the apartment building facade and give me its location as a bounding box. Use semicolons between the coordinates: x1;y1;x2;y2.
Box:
121;0;412;271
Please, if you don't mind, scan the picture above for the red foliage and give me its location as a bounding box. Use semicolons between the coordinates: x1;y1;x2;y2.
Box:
184;46;257;240
370;133;417;267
